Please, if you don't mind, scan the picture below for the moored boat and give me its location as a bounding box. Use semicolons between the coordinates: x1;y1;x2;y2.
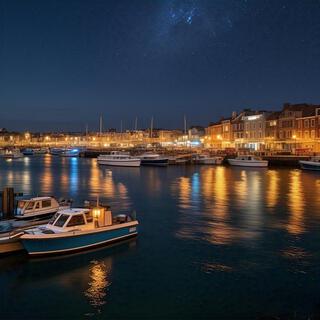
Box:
97;151;141;167
299;157;320;171
15;196;71;220
195;154;224;165
50;148;65;156
138;153;169;166
0;149;24;159
60;148;80;157
228;155;268;167
20;206;138;256
21;148;34;156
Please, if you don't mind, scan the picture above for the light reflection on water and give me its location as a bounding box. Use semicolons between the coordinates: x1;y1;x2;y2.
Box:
1;158;320;319
85;259;112;314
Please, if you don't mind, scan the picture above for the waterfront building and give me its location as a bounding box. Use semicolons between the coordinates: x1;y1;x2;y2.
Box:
242;111;271;151
265;112;281;151
205;121;223;149
277;103;318;152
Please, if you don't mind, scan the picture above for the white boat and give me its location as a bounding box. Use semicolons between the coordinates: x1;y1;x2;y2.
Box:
20;206;138;256
0;149;24;159
15;196;71;220
196;154;224;165
228;156;268;167
97;151;141;167
138;153;169;166
299;157;320;171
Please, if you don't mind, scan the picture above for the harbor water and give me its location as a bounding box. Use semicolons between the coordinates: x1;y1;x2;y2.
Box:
1;156;320;319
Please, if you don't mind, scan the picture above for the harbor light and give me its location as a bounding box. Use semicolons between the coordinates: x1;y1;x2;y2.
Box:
292;135;296;139
93;208;102;218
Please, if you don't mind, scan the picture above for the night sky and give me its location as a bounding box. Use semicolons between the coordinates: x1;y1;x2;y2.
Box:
0;0;320;132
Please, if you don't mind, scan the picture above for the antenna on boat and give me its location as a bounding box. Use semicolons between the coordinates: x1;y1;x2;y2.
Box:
96;195;99;207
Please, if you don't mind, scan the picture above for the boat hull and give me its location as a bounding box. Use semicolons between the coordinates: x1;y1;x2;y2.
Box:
140;158;168;166
0;238;24;254
97;159;141;167
228;159;268;167
21;222;138;256
299;161;320;171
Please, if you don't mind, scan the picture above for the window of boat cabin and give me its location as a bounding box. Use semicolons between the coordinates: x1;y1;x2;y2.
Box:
48;212;60;225
35;202;40;209
26;201;35;210
42;200;51;208
67;214;86;227
54;214;69;227
18;201;26;209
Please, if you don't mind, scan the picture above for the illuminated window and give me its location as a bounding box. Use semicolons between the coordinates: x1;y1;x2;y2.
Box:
311;119;315;127
311;130;315;138
305;131;309;138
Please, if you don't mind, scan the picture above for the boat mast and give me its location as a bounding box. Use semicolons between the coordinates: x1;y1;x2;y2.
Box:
135;116;138;131
150;116;154;138
99;115;103;136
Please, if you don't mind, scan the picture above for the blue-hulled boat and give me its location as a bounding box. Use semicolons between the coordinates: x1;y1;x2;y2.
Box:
299;157;320;171
20;207;138;256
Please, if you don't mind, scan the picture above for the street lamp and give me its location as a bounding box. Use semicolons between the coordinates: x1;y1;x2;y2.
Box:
292;134;297;155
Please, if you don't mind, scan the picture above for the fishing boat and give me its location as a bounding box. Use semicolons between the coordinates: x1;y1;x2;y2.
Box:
195;154;224;165
228;155;268;167
60;148;80;157
138;153;169;166
97;151;141;167
20;206;138;256
299;157;320;171
15;196;71;220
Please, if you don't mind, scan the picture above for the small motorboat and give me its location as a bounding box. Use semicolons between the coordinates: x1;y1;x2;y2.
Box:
21;148;34;156
299;157;320;171
60;148;80;157
20;206;138;256
97;151;141;167
138;153;169;166
195;154;224;165
15;196;71;220
228;155;268;168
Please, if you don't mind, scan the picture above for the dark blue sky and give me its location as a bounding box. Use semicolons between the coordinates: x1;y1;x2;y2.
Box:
0;0;320;132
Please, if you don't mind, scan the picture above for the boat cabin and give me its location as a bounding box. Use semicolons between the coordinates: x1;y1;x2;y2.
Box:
45;207;118;233
236;155;261;161
16;197;59;218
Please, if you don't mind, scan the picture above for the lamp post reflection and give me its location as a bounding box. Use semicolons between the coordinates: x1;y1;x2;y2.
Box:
287;170;305;235
85;259;112;314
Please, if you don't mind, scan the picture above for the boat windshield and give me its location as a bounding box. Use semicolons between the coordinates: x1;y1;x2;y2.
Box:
48;212;60;225
54;214;69;227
